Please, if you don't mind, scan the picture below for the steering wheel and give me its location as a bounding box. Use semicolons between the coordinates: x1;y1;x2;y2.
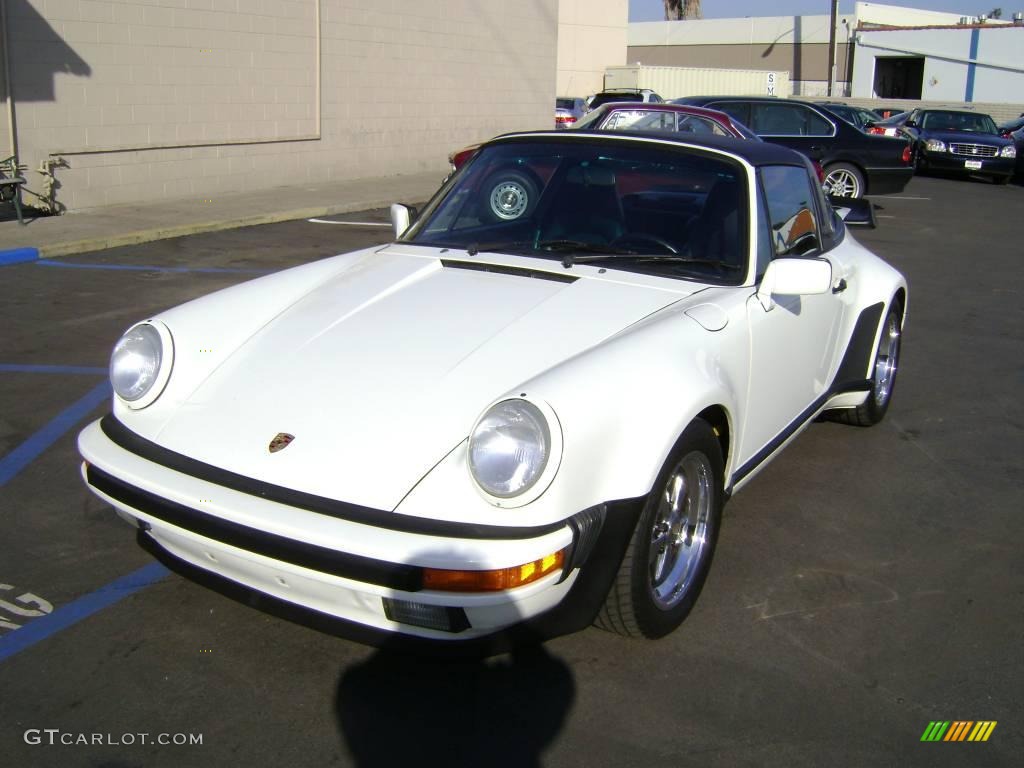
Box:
609;233;679;254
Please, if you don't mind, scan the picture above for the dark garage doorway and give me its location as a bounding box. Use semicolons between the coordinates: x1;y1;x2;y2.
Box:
873;56;924;99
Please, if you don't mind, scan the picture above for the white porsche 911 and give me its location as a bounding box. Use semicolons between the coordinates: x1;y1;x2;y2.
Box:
79;131;906;644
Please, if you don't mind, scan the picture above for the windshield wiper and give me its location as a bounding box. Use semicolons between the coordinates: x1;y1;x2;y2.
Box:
556;250;743;271
455;239;629;259
465;240;532;256
532;239;638;268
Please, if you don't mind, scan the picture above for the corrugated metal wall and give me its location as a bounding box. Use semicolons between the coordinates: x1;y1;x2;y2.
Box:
605;65;792;100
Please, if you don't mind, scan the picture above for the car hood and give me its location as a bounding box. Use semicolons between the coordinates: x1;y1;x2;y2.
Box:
151;245;698;510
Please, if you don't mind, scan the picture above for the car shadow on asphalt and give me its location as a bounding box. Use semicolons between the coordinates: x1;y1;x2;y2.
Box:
334;640;575;768
136;531;577;766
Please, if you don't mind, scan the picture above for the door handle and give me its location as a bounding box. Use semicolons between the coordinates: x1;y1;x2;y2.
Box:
832;278;848;294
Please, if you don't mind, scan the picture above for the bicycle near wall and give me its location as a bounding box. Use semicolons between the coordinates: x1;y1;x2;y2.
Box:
0;155;26;225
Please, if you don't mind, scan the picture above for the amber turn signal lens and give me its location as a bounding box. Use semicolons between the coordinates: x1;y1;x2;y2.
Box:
423;549;566;592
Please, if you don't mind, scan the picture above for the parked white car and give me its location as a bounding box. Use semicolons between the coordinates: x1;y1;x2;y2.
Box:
79;132;906;644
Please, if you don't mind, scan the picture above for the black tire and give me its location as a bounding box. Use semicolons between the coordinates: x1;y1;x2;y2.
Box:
993;175;1010;185
480;169;538;223
596;418;724;638
830;304;902;427
823;162;865;198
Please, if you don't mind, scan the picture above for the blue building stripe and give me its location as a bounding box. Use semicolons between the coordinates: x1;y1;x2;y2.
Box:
965;28;980;102
0;381;110;487
0;563;170;664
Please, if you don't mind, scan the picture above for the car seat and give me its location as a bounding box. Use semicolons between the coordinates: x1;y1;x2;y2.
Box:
687;180;741;268
540;164;625;244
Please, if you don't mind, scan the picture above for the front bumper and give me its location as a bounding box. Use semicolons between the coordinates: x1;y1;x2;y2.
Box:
920;151;1015;177
79;417;611;641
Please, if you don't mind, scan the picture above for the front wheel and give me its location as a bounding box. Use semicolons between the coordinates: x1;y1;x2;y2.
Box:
823;162;865;198
596;419;724;638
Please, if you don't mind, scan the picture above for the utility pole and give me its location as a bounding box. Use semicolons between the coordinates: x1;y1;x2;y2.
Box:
827;0;839;96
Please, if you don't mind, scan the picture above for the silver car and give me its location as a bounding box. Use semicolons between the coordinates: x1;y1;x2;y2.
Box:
555;97;587;129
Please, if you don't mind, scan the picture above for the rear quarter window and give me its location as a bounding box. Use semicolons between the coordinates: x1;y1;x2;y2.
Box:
759;165;820;257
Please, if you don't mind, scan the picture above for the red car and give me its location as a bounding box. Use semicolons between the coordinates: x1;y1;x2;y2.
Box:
446;103;760;177
571;101;761;140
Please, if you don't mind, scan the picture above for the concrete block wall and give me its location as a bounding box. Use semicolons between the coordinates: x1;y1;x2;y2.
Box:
2;0;558;211
556;0;626;98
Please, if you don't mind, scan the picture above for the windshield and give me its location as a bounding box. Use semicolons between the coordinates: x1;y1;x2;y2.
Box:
404;140;748;284
999;116;1024;133
921;111;998;134
874;111;909;127
590;92;644;109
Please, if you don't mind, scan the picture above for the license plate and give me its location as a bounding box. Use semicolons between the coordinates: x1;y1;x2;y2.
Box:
964;160;983;170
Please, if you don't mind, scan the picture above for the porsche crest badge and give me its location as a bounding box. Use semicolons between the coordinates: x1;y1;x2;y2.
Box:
268;433;295;453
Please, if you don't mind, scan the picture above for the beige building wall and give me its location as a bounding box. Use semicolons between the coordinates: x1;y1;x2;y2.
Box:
556;0;626;97
627;44;853;85
629;14;857;97
2;0;558;212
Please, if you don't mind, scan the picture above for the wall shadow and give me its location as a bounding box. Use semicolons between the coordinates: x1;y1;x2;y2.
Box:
335;639;575;768
6;0;91;103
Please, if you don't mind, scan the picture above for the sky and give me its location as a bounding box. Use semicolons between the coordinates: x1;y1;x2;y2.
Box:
629;1;1022;22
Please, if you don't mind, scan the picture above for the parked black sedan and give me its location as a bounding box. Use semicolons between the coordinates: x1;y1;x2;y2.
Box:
672;96;914;198
901;108;1015;184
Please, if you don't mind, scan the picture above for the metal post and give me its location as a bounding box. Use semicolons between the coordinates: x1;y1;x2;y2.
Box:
1;0;19;162
827;0;839;97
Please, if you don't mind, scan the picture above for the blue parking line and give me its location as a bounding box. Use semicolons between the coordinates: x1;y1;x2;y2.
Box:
0;562;169;664
0;381;110;487
36;260;272;275
0;247;40;266
0;364;106;375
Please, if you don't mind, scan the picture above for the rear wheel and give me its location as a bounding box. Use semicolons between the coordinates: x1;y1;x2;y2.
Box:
824;163;865;198
831;305;902;426
993;175;1010;185
596;419;723;638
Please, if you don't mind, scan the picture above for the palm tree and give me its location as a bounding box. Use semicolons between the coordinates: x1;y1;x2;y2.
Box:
664;0;702;20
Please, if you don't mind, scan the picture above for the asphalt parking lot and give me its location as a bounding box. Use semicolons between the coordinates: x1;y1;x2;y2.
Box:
1;178;1021;767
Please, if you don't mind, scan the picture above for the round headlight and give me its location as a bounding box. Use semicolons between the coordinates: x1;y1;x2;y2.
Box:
469;399;551;498
110;322;167;405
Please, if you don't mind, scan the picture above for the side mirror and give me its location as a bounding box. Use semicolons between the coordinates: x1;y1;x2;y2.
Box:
390;203;416;238
904;119;917;128
756;258;832;311
828;195;876;228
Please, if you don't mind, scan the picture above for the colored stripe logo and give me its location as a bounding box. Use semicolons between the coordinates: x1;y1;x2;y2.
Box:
921;721;997;742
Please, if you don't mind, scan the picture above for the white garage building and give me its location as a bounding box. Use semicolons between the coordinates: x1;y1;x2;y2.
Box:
851;22;1024;103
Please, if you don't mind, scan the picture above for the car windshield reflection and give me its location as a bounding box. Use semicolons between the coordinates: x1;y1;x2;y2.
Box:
405;141;747;284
